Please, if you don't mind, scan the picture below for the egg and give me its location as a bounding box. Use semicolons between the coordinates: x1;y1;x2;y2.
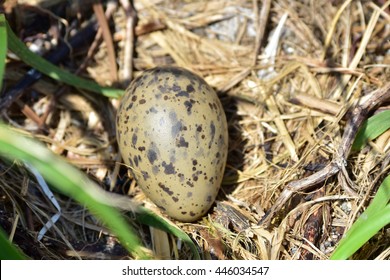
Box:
116;66;228;222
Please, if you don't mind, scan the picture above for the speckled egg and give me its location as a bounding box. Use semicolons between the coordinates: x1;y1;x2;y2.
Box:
116;66;228;222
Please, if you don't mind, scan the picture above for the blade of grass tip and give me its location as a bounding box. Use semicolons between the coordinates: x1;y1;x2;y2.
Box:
352;110;390;150
0;123;150;259
343;175;390;239
330;204;390;260
330;175;390;259
5;19;124;98
0;227;27;260
362;175;390;218
135;207;201;259
0;14;7;90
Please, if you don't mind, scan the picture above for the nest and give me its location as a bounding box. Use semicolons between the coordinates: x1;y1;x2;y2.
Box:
1;0;389;259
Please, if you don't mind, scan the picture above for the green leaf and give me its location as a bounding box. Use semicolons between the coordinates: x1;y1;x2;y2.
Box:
0;14;7;90
5;19;124;98
359;175;390;220
330;204;390;260
330;175;390;260
0;123;149;259
0;227;27;260
352;110;390;150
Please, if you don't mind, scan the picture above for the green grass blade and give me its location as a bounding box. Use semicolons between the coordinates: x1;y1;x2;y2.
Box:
135;207;201;259
0;14;7;90
330;204;390;260
352;110;390;150
0;227;27;260
346;176;390;238
361;175;390;219
0;123;149;259
5;19;124;98
330;175;390;260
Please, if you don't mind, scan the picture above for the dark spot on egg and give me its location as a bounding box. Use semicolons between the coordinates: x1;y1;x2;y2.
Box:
139;99;146;104
186;181;194;187
152;165;159;174
142;171;150;180
208;121;216;148
184;100;193;114
169;111;177;121
132;133;137;146
125;103;133;111
158;182;173;196
133;155;139;167
176;136;189;148
187;84;195;93
176;91;189;98
158;84;167;93
172;84;181;92
162;161;175;175
147;149;157;164
171;121;183;137
210;122;216;138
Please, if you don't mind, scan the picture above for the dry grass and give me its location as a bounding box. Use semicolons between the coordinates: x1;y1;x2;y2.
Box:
1;0;389;259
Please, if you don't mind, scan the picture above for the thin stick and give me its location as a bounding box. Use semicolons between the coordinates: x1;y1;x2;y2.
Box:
120;0;137;84
253;0;272;66
93;2;118;82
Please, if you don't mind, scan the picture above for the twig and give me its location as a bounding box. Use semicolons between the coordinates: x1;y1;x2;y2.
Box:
289;93;342;117
253;0;272;66
120;0;137;84
77;1;117;75
93;1;118;82
259;82;390;226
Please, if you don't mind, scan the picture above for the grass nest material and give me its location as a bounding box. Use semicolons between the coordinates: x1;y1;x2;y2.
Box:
1;0;389;260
